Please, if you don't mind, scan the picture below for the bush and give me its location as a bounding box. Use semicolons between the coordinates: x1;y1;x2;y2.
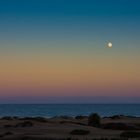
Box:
4;131;13;135
33;117;47;122
75;115;86;119
21;117;47;122
110;115;121;119
1;116;14;120
103;123;137;130
3;124;13;128
70;129;90;135
120;131;140;138
60;116;73;119
15;121;34;127
88;113;101;127
0;131;13;138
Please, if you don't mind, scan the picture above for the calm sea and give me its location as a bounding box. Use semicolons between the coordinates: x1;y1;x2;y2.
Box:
0;104;139;117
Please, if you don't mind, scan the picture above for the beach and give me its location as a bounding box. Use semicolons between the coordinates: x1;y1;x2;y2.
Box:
0;115;140;140
0;0;140;139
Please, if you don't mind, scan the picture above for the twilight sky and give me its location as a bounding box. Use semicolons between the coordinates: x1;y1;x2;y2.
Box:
0;0;140;103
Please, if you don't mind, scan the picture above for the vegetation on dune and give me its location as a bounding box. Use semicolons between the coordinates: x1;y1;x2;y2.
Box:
15;121;34;127
120;131;140;138
88;113;101;127
0;131;13;138
75;115;87;119
20;117;47;122
92;138;128;140
70;129;90;135
1;115;140;140
102;122;138;130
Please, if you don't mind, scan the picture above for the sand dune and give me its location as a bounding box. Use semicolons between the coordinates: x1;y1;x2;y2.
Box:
0;115;140;140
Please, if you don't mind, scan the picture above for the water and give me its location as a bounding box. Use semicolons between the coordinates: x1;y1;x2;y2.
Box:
0;104;139;117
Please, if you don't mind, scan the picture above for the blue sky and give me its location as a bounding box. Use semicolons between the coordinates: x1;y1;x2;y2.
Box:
0;0;140;103
0;0;140;49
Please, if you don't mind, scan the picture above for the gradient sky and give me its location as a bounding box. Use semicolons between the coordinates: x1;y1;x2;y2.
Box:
0;0;140;103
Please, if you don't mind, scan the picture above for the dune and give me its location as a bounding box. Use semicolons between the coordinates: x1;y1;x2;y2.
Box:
0;115;140;140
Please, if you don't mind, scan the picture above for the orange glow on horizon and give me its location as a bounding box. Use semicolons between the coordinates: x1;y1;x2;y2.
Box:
0;49;139;97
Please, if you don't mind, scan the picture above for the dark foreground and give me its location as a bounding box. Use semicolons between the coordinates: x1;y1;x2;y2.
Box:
0;115;140;140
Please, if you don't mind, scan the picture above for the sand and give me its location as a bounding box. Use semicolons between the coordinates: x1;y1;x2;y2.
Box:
0;115;140;140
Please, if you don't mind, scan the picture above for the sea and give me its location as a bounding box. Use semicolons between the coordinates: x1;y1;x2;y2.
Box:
0;104;139;117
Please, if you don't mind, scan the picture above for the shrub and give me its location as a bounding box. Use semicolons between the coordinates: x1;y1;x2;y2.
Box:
4;131;13;135
1;116;14;120
60;116;73;119
88;113;101;127
15;121;34;127
103;123;137;130
3;124;13;128
120;131;140;138
21;117;47;122
110;115;121;119
33;117;47;122
70;129;90;135
0;131;13;138
75;115;87;119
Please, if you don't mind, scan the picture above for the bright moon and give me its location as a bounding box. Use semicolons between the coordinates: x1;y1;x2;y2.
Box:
107;42;113;48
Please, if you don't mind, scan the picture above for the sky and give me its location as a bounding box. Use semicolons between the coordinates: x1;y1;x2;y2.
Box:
0;0;140;103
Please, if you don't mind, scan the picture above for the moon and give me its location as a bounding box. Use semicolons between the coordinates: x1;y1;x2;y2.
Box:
107;42;113;48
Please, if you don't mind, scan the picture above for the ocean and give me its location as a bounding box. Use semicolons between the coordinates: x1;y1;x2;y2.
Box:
0;104;139;117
